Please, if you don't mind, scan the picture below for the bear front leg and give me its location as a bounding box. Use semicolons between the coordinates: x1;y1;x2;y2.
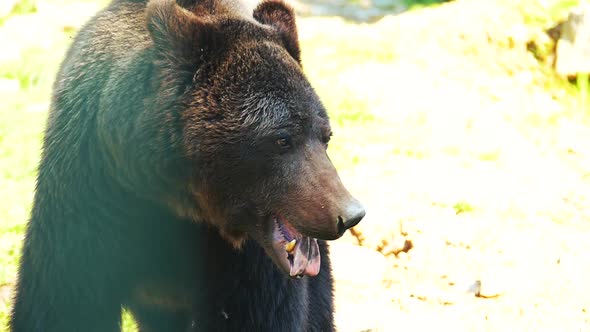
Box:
10;269;123;332
10;219;125;332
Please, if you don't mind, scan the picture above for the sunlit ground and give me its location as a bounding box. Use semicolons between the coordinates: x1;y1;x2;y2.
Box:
1;0;590;330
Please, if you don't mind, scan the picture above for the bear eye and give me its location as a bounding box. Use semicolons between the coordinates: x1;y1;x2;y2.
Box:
322;131;332;146
276;135;292;149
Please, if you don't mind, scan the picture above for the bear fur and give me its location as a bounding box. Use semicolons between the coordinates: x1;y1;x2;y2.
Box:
10;0;365;330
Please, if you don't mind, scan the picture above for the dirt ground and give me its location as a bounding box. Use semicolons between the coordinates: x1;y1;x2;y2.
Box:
326;1;590;331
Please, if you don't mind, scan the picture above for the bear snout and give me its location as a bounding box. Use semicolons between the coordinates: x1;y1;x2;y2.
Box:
288;195;366;241
336;198;366;236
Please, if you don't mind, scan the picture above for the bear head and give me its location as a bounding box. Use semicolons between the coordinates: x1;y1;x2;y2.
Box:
146;0;365;278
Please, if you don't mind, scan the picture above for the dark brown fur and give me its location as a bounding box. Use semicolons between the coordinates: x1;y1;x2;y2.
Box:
10;0;364;331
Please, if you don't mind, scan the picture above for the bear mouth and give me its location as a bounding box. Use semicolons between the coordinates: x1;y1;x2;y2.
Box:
271;215;320;278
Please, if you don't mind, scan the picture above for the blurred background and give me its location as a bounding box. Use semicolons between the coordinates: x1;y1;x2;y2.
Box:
1;0;590;330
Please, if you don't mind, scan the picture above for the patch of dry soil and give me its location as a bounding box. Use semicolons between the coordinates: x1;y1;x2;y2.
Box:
325;0;590;331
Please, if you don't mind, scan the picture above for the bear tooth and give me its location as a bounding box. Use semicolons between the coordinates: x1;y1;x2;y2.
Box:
285;239;296;253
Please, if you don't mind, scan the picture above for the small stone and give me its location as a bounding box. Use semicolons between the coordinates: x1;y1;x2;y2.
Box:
469;279;503;299
555;5;590;75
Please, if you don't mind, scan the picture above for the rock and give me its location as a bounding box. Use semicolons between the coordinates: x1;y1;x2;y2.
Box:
468;279;503;299
292;0;405;22
555;5;590;75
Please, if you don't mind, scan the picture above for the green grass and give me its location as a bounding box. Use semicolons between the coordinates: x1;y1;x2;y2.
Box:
9;0;36;15
520;0;579;28
453;201;475;215
404;0;448;11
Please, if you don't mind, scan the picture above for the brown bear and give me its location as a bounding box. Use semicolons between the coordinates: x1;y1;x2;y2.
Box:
10;0;365;330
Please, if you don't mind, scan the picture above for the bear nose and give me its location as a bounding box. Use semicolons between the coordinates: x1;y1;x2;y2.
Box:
336;200;366;236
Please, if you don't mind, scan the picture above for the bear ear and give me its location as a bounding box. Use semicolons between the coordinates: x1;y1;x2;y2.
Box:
146;0;217;67
253;0;301;63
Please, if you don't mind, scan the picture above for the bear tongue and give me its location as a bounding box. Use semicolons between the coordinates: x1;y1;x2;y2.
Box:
290;237;321;277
